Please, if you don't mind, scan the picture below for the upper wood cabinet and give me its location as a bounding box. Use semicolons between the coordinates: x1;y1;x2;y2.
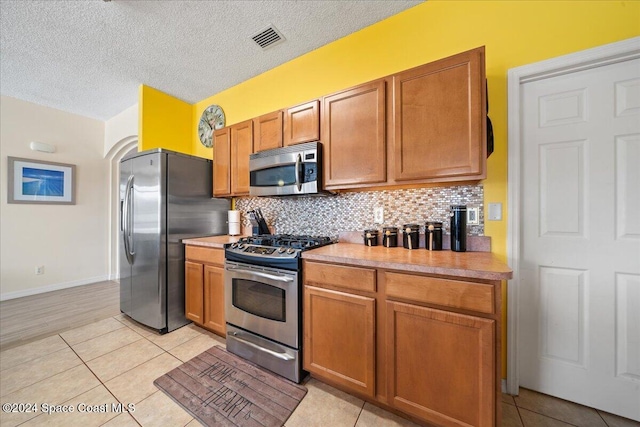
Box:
231;119;254;196
213;127;231;197
284;100;320;146
392;47;486;183
213;120;254;197
322;80;386;188
254;110;283;152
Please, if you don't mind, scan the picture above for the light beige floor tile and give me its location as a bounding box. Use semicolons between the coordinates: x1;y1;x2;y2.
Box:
86;339;164;382
598;410;640;427
60;317;126;345
102;413;140;427
0;335;68;371
168;333;224;362
0;347;82;397
0;364;100;426
502;393;516;406
145;325;201;351
502;402;523;427
355;402;420;427
285;378;364;427
105;352;183;404
518;408;576;426
114;314;157;337
131;390;193;427
21;385;120;426
514;389;607;427
71;327;143;362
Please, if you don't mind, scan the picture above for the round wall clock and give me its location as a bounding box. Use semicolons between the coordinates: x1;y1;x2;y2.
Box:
198;105;225;148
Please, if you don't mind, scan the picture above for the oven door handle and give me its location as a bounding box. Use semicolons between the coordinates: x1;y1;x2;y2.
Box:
225;267;294;283
230;332;295;361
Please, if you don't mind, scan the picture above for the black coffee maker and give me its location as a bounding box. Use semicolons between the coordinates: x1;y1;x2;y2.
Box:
450;205;467;252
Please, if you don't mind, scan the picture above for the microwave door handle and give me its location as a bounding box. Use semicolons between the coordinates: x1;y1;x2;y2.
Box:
295;153;302;192
225;267;294;283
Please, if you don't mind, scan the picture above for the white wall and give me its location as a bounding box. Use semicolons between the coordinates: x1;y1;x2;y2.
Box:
0;96;109;300
104;103;138;157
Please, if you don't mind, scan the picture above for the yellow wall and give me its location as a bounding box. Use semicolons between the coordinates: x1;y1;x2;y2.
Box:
139;85;192;154
144;1;639;378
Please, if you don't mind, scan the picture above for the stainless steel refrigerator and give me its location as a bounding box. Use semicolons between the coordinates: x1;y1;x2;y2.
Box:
119;149;230;333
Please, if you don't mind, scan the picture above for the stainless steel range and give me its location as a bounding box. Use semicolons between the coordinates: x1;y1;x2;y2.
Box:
224;234;334;383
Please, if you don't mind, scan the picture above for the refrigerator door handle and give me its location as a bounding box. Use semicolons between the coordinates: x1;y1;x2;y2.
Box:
123;175;135;265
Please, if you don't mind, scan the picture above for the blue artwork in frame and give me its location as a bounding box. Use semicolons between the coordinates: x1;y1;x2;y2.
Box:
8;157;76;204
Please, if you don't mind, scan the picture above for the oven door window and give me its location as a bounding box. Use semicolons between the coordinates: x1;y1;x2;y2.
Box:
232;278;286;322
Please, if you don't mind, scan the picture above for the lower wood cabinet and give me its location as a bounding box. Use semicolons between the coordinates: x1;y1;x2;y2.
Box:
185;246;226;337
303;285;376;397
303;259;501;427
387;301;495;427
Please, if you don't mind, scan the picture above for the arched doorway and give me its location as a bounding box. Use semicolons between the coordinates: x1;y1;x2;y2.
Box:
105;137;138;281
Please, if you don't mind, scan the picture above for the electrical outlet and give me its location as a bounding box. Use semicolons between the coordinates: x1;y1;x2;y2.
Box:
467;207;479;225
374;207;384;224
35;265;44;275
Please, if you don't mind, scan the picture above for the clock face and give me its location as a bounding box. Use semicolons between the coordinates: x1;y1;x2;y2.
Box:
198;105;225;148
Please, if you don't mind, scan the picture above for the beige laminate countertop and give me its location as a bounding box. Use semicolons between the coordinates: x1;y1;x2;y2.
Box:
182;235;247;249
302;242;512;281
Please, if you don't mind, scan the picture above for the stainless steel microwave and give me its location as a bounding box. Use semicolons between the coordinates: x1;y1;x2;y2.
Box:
249;141;327;196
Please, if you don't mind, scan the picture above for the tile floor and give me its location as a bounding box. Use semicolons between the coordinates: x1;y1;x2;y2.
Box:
0;314;638;427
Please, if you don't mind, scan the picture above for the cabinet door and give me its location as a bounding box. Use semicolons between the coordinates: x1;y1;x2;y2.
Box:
254;111;283;152
185;261;204;324
387;301;495;427
213;127;231;197
203;265;226;336
323;80;386;188
231;120;254;196
304;285;375;397
284;100;320;146
393;47;486;182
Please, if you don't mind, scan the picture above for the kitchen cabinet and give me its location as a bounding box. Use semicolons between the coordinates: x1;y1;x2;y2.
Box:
284;100;320;146
184;246;226;337
303;262;376;397
254;110;283;152
392;47;486;183
386;301;495;427
302;247;506;427
212;127;231;197
213;120;254;197
322;80;386;189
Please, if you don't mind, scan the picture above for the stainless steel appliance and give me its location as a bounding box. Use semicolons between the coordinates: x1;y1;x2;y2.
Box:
225;234;334;382
119;149;230;333
249;141;328;197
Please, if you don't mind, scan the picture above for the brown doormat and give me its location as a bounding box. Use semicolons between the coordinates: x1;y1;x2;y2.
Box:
154;345;307;427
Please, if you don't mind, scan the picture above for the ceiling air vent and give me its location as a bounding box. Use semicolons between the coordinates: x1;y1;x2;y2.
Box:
251;25;285;50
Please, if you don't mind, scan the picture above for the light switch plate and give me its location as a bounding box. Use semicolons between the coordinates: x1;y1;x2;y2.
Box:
467;207;479;225
488;203;502;221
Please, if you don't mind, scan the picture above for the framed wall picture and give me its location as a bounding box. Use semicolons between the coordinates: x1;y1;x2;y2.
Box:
7;157;76;205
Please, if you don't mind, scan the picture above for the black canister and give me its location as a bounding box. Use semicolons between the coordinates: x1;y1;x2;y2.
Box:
402;224;420;250
382;227;398;248
364;229;379;246
450;205;467;252
425;221;443;251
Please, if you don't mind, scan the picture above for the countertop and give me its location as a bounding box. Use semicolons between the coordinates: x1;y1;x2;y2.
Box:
182;235;247;249
302;242;512;281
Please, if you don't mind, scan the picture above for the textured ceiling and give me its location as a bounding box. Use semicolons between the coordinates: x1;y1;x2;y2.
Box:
0;0;421;121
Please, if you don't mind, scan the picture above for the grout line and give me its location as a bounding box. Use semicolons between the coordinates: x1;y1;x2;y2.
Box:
353;400;366;427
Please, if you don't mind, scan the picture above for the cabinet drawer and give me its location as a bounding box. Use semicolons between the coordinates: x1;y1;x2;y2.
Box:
304;261;376;293
185;246;224;266
384;272;494;314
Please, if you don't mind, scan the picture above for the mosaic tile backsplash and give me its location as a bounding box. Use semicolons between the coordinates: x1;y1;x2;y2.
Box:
235;185;484;238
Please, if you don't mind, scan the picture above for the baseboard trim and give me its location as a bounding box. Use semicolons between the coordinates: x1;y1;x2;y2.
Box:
0;275;112;301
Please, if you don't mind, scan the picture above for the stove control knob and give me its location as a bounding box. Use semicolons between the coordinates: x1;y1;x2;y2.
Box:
277;247;286;254
286;248;296;254
237;243;245;249
230;243;238;249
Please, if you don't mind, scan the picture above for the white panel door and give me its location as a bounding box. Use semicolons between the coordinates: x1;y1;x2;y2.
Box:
519;58;640;420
